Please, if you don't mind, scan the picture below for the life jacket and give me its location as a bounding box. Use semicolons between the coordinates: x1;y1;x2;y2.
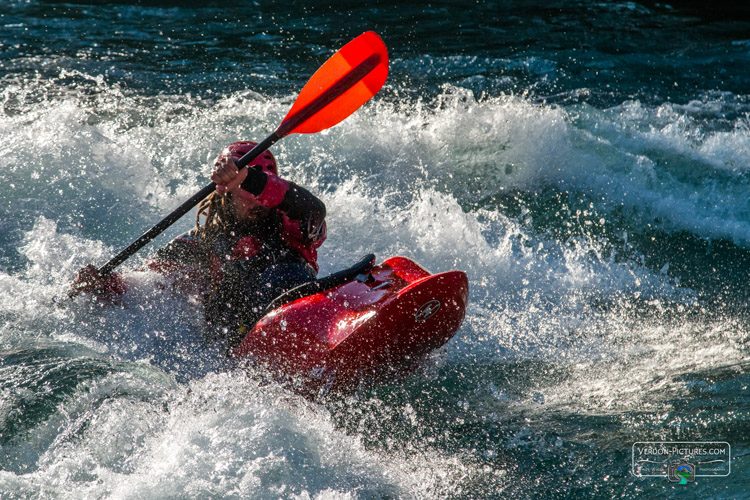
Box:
148;176;326;296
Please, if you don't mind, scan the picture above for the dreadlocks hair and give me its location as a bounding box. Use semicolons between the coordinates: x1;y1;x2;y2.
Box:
195;191;237;242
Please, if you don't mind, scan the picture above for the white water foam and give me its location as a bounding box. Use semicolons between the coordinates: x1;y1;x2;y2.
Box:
0;371;486;499
2;76;747;497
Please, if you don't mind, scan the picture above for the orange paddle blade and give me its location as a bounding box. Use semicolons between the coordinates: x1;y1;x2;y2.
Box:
276;31;388;137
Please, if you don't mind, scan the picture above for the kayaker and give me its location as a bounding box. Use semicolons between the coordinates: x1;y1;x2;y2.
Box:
71;141;327;346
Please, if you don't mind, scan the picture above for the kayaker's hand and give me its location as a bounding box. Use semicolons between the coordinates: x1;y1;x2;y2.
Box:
70;264;126;300
211;154;247;195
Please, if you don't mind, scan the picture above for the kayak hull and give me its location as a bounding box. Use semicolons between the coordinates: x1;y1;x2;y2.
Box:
230;257;469;394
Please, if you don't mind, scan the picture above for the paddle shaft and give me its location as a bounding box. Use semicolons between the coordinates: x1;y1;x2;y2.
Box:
97;52;381;276
97;133;279;275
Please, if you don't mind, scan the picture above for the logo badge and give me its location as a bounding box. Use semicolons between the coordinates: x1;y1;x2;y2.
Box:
415;300;441;322
668;462;696;484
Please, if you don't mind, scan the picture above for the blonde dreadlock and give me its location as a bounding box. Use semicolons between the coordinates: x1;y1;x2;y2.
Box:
195;191;237;242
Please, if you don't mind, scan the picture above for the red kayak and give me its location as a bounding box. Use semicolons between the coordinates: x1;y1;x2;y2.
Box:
230;255;469;395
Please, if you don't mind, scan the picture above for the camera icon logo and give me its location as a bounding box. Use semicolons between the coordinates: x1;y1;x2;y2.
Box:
668;462;695;484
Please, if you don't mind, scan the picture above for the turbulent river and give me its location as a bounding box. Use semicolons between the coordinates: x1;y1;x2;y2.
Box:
1;1;749;498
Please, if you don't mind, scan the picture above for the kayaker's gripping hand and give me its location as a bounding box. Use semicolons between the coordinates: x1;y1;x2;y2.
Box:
212;152;268;196
70;264;126;301
211;154;247;195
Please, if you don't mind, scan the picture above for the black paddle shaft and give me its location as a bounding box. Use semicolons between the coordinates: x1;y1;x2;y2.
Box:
97;133;280;275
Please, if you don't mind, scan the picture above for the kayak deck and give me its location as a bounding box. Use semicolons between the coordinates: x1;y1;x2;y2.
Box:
231;256;469;394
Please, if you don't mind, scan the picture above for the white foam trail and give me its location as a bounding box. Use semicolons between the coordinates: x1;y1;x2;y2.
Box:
0;373;482;499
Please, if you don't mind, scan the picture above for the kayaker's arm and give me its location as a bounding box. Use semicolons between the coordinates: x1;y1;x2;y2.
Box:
147;232;215;296
152;232;208;265
69;233;214;301
240;165;327;244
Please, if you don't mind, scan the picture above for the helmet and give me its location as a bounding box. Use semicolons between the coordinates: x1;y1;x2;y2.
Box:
224;141;278;176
